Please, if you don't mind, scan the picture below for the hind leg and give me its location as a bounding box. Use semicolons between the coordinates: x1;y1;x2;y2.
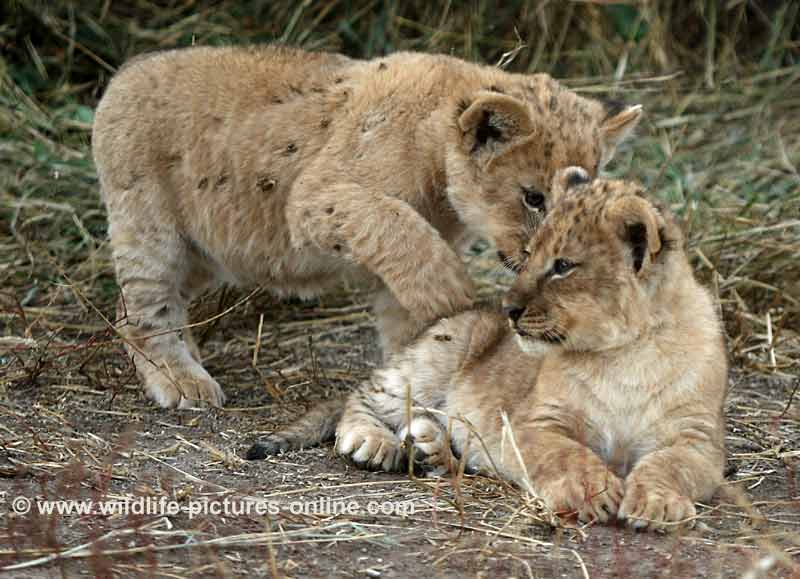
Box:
108;184;225;409
335;389;406;472
178;255;221;363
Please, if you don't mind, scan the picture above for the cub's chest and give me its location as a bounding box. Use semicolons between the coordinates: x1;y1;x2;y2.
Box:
574;380;666;477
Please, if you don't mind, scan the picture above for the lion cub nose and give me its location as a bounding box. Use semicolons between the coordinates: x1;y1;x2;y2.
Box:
504;305;525;323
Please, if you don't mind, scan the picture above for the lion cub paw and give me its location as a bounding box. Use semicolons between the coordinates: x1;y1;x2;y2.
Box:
618;482;696;532
143;367;225;409
537;464;624;524
398;416;454;476
335;424;404;472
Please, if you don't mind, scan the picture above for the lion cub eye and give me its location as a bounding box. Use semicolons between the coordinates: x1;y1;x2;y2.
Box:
550;258;576;277
521;186;546;211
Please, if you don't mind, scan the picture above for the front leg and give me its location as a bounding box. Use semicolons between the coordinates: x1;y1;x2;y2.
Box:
372;288;427;359
619;431;725;531
287;180;476;325
512;430;624;524
398;414;458;476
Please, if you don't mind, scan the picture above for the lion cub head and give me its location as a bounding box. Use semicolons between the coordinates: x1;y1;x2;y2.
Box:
503;175;683;353
446;80;642;272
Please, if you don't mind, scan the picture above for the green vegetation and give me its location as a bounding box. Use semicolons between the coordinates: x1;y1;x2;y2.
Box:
2;0;797;371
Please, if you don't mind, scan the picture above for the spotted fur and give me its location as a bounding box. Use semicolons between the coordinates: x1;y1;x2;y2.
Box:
251;174;728;531
93;45;642;408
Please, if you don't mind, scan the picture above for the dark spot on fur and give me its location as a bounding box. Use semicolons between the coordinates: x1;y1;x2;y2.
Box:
311;86;325;93
164;153;181;166
332;244;342;252
257;174;277;193
155;305;169;318
198;177;209;190
271;97;283;104
434;334;453;342
334;77;344;84
549;95;558;112
320;118;330;128
126;173;143;189
212;116;222;124
325;207;334;215
543;141;554;159
488;84;504;93
285;143;297;154
378;62;387;70
214;175;229;189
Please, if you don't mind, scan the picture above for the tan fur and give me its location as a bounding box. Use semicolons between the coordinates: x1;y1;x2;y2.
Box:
253;174;728;530
93;45;641;408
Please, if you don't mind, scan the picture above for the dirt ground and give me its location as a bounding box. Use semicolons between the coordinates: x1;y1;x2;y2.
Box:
1;273;798;578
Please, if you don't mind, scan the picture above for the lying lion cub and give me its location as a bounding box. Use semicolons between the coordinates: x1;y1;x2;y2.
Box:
249;173;728;530
93;45;642;408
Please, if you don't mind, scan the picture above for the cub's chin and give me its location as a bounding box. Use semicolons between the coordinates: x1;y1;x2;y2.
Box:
513;332;558;356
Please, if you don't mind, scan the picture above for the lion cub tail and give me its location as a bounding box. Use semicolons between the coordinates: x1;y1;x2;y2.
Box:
245;398;344;460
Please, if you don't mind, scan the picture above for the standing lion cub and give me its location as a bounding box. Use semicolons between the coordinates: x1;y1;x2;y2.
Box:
93;45;642;408
249;174;728;531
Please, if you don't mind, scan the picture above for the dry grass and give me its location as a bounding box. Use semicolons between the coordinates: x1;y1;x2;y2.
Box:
0;1;799;577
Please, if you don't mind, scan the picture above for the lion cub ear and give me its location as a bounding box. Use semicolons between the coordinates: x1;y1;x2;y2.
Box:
458;92;533;156
599;104;643;167
608;195;662;275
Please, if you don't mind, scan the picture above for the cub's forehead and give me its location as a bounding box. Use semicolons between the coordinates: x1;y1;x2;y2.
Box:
528;180;644;256
508;76;609;166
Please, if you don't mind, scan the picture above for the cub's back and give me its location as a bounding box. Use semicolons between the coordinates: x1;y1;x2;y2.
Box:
92;45;356;185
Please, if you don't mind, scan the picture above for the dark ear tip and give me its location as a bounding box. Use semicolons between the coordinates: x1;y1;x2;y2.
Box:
602;98;627;119
565;167;591;189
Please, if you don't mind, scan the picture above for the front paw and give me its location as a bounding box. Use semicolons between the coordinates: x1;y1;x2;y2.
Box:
536;464;623;524
398;416;455;476
144;369;225;409
619;480;696;532
335;425;404;472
